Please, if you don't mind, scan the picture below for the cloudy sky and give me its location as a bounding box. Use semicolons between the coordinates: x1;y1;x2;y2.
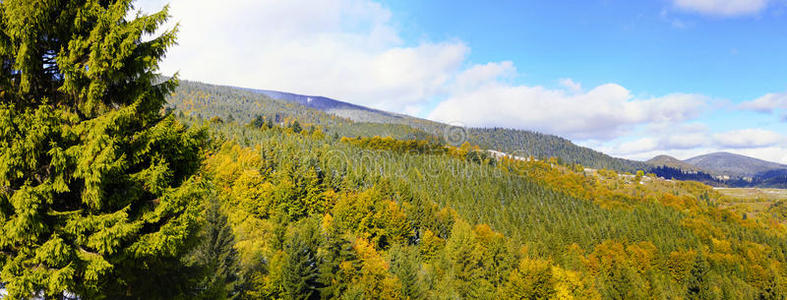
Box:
136;0;787;164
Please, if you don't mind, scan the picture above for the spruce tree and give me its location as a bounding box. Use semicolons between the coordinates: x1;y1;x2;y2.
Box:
251;115;265;129
388;244;424;299
188;198;240;300
290;120;302;134
0;0;206;298
281;219;321;300
686;253;710;300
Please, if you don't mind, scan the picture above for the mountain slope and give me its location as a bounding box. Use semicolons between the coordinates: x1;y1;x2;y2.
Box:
646;155;721;185
684;152;787;178
647;155;703;172
195;118;787;298
246;86;648;172
465;127;650;172
248;88;446;129
166;81;434;140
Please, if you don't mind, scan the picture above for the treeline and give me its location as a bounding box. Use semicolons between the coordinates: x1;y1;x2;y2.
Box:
651;166;787;189
650;166;722;185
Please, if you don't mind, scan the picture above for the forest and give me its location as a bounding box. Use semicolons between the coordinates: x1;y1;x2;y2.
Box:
1;1;787;299
185;119;787;299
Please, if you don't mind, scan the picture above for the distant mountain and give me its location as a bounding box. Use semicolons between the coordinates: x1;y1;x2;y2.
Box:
646;155;721;185
647;155;703;172
754;169;787;188
645;152;787;188
250;89;405;120
248;89;449;127
683;152;787;178
249;89;369;111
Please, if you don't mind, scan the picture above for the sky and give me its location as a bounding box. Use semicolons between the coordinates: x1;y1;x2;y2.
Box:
136;0;787;164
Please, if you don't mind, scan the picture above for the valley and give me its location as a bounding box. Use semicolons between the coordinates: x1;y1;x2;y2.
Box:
717;188;787;224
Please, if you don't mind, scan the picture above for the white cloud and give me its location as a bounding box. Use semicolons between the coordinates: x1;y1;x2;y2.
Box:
603;127;787;164
137;0;711;143
638;122;710;150
428;78;707;141
617;138;660;155
671;19;688;28
134;0;786;165
712;128;785;148
558;78;582;93
136;0;467;113
740;92;787;113
673;0;770;16
732;147;787;164
663;132;710;149
452;61;516;93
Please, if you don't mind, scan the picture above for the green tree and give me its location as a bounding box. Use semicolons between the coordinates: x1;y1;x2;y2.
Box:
291;120;303;134
388;244;425;299
282;218;322;300
502;257;556;300
0;1;206;298
188;197;241;300
444;220;495;298
251;115;265;128
686;253;710;300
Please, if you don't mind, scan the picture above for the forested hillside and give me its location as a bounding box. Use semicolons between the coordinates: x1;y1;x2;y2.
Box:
168;81;648;173
167;81;434;141
685;152;787;178
464;127;649;173
181;118;787;299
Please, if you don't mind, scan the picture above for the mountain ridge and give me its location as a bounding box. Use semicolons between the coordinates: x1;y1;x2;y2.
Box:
168;80;785;187
646;155;703;172
683;151;787;178
645;152;787;188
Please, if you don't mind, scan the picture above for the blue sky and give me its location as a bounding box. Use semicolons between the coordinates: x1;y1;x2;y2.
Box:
137;0;787;163
387;0;787;100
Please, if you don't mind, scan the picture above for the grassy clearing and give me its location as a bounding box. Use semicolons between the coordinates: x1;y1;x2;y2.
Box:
716;188;787;223
716;188;787;202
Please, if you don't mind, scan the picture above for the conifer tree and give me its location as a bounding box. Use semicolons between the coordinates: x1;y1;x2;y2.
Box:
281;219;321;300
291;120;302;134
188;198;241;300
251;115;265;129
686;253;710;300
388;244;424;299
0;0;206;298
